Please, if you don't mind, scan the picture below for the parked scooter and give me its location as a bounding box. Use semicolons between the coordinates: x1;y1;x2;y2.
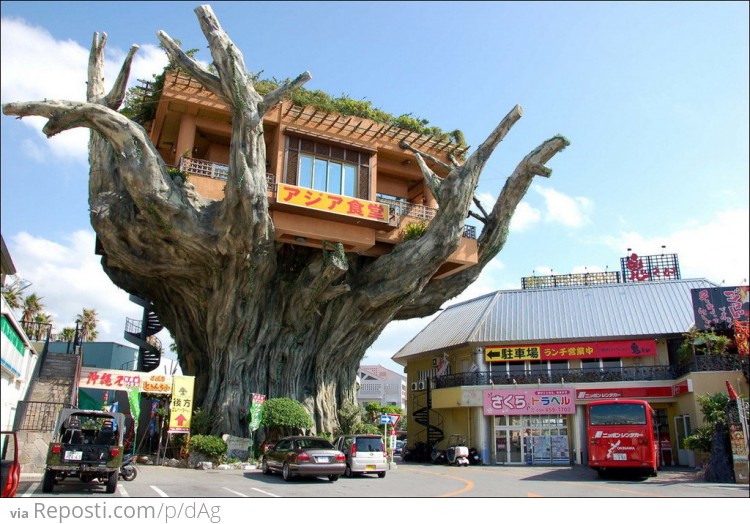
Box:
468;447;482;465
119;454;138;481
444;435;470;467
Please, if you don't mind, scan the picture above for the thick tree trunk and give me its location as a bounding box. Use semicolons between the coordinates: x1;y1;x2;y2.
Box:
2;4;569;437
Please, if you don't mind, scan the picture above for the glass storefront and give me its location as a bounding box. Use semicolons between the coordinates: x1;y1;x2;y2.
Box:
494;415;570;465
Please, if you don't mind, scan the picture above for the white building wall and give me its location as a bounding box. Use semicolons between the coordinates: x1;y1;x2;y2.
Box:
1;296;38;431
357;365;407;410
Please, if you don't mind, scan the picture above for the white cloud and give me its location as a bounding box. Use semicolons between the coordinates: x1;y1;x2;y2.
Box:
533;186;593;227
1;17;168;165
600;208;749;285
473;191;542;233
7;230;143;342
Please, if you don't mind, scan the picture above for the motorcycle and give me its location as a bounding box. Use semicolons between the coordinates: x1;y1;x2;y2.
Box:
119;454;138;481
430;447;446;465
468;447;482;465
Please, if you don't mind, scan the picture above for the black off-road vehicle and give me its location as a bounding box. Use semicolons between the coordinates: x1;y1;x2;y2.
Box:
42;408;127;494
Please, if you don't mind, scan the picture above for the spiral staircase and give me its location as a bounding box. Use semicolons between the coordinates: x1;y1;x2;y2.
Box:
411;381;444;456
123;295;162;373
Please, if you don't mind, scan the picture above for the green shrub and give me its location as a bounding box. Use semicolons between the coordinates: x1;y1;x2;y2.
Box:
189;434;227;460
400;221;428;242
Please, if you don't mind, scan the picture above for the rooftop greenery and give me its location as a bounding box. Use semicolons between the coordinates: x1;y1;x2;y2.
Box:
121;46;467;151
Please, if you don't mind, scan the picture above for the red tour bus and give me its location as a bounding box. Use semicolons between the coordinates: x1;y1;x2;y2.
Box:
586;399;659;478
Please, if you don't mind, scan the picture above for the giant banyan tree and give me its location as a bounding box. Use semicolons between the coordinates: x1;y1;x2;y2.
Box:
2;5;568;436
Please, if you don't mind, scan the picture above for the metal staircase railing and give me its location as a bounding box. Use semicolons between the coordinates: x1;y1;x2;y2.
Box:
411;383;444;455
124;295;163;373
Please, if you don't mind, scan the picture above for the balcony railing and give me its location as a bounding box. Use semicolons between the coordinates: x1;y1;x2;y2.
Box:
179;157;229;180
434;354;749;389
178;158;477;238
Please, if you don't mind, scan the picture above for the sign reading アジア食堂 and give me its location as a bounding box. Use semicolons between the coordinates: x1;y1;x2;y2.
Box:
483;388;576;416
484;339;656;362
277;183;389;223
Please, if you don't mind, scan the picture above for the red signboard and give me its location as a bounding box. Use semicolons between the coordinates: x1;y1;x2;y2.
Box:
485;339;656;362
576;386;674;400
483;388;576;416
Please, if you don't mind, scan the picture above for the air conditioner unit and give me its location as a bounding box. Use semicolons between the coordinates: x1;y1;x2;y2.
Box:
417;380;426;391
411;382;418;391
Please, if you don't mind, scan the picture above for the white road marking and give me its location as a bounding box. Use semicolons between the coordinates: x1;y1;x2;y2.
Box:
118;483;129;497
222;487;248;497
150;485;169;497
251;487;281;498
22;482;39;497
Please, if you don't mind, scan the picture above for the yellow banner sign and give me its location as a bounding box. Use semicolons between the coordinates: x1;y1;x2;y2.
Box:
485;346;541;362
277;183;389;223
169;376;195;434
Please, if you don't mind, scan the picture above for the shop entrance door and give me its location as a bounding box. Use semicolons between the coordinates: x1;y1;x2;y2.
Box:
674;415;695;467
494;429;523;464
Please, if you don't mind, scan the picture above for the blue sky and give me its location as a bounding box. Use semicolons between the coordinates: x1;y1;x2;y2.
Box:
1;1;748;375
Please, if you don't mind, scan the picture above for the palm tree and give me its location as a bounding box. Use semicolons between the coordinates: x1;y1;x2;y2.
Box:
57;327;76;342
76;308;98;342
1;276;26;310
21;293;45;324
31;312;53;340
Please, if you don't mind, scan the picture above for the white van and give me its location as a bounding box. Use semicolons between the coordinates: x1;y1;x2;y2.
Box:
334;434;388;478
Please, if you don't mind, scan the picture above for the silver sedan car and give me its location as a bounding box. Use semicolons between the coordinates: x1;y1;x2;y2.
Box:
261;436;346;482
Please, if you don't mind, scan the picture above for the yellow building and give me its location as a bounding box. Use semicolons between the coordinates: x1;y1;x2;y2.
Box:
392;278;749;468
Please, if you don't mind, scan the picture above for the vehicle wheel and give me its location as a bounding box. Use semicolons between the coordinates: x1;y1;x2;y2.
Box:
106;470;118;493
42;469;55;493
282;462;293;482
328;475;339;482
121;465;137;481
261;458;271;475
344;464;353;478
377;471;386;479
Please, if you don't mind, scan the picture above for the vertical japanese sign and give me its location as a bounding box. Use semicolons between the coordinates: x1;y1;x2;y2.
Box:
168;376;195;434
691;286;749;331
248;393;266;433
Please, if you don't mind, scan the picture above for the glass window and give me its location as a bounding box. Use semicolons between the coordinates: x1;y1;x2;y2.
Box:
299;156;313;188
589;403;647;425
299;153;358;197
602;358;621;368
581;359;600;369
344;165;357;197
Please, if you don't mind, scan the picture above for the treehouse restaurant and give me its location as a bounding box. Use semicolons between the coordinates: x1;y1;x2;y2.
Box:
133;70;478;280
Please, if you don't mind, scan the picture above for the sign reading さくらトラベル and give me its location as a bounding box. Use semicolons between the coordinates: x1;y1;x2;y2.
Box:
483;388;576;416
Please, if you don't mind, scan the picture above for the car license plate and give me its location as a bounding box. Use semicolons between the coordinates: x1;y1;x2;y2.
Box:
314;456;331;463
365;465;375;471
613;453;627;461
64;450;83;461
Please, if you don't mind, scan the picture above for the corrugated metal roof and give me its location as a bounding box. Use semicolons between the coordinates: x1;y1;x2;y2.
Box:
392;278;717;365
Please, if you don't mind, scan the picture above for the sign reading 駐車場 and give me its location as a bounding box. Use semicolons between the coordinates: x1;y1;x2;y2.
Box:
485;339;656;362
